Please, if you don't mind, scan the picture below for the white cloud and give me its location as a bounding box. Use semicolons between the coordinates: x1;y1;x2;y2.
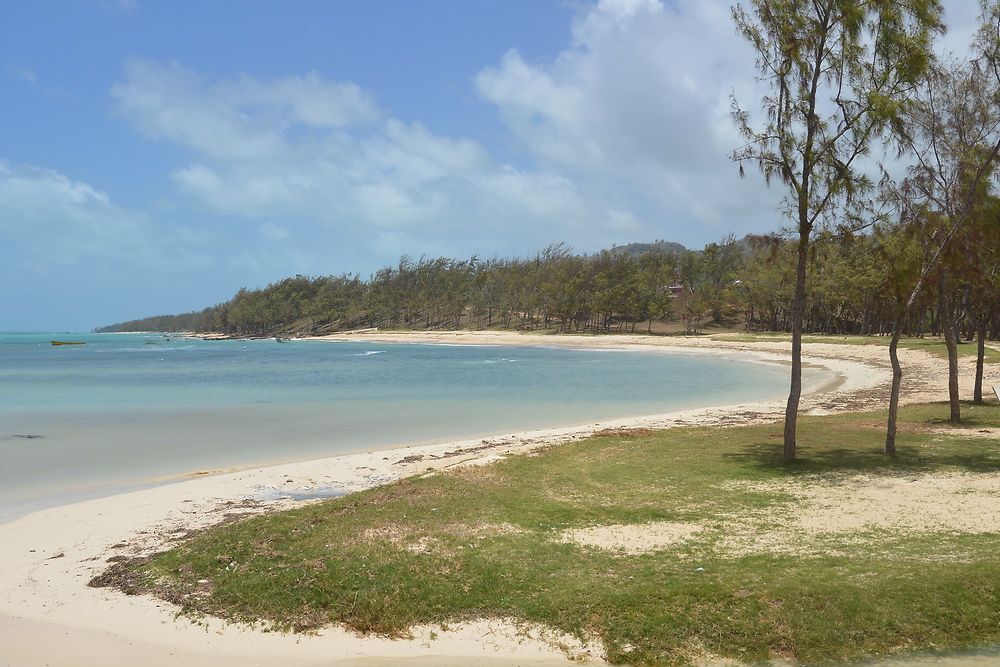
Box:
476;0;778;237
109;0;980;265
111;61;381;162
111;60;621;259
0;162;152;271
475;0;979;240
0;160;327;326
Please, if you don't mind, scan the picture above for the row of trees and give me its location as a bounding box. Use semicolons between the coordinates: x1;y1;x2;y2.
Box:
98;228;1000;344
98;245;688;336
732;0;1000;459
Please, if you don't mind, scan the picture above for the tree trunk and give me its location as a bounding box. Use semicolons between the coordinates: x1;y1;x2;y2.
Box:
783;233;809;463
974;317;987;404
885;310;904;456
939;275;961;423
884;266;934;455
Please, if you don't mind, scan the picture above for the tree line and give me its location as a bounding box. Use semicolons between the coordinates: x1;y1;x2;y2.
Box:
96;228;1000;345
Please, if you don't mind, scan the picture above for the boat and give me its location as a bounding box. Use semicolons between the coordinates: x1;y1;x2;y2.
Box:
50;341;85;346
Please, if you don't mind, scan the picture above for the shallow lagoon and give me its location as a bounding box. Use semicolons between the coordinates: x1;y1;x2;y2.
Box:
0;332;829;522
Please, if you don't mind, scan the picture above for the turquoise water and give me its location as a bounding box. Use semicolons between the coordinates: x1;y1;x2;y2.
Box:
0;332;826;522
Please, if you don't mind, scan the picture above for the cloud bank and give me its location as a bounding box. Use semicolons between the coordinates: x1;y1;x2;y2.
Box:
104;0;794;264
110;60;614;262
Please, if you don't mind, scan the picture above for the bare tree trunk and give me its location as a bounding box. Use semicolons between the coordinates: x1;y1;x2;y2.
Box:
885;263;938;455
974;316;987;404
784;234;809;463
940;275;961;423
885;310;904;457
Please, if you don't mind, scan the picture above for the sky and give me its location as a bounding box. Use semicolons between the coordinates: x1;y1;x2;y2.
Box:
0;0;982;331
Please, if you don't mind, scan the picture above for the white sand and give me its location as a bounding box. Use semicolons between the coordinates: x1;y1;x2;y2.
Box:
0;332;992;666
558;521;704;554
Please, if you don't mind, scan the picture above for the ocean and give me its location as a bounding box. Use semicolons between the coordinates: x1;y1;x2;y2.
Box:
0;332;828;522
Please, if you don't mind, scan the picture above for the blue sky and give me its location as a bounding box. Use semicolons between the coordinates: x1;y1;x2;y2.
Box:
0;0;979;330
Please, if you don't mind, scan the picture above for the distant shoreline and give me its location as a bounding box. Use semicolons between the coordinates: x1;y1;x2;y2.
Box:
0;332;980;666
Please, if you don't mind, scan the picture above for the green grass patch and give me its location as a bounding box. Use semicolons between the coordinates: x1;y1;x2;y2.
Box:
105;403;1000;665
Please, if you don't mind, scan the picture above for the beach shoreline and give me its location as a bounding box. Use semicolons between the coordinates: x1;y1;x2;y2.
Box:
1;332;835;525
0;331;983;666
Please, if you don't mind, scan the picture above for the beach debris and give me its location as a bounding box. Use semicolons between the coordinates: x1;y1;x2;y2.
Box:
591;427;656;438
89;556;156;594
0;433;45;441
47;552;65;560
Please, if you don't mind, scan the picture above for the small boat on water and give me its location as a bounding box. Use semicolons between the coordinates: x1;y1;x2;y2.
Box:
51;341;85;346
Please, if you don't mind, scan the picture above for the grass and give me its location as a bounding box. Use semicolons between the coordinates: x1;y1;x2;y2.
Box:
711;332;1000;363
101;402;1000;665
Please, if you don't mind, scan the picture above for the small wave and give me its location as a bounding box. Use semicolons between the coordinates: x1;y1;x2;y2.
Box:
103;345;197;353
355;350;385;356
419;342;500;348
466;358;518;365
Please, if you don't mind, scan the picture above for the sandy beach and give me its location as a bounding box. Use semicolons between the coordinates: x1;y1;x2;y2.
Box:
0;332;992;667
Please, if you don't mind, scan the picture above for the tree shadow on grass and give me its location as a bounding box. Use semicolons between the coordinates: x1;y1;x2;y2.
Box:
925;415;999;428
902;401;1000;428
722;441;1000;478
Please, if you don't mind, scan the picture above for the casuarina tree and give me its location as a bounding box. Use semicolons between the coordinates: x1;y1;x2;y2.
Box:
883;2;1000;450
731;0;943;462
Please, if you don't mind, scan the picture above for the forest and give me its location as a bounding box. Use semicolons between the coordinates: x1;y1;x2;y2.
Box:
97;226;1000;343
